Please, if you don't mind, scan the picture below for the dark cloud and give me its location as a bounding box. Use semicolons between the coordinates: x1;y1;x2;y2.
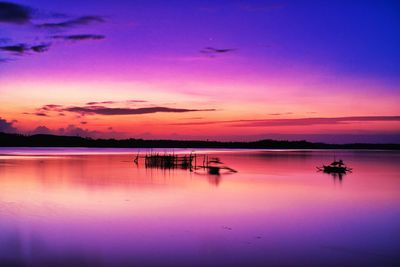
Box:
58;124;101;138
86;100;147;105
34;103;215;116
86;101;116;105
37;15;104;28
1;2;105;63
170;116;400;127
0;2;32;24
127;99;148;103
39;104;63;111
31;125;52;135
0;44;28;53
29;124;100;138
80;121;88;125
200;47;236;57
30;43;51;52
53;34;105;41
0;117;17;133
233;116;400;127
0;43;51;54
35;112;48;117
64;106;215;116
268;112;293;116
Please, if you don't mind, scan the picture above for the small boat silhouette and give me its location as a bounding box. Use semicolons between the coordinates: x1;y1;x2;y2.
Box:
317;159;352;173
195;156;237;175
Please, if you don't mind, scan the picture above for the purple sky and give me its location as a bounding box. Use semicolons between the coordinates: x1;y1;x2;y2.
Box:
0;0;399;143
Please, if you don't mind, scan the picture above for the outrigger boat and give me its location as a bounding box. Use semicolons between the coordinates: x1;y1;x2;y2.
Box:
317;159;352;173
194;156;237;175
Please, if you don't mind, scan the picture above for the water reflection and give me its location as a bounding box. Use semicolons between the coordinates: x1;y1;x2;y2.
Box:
0;149;400;266
319;170;347;184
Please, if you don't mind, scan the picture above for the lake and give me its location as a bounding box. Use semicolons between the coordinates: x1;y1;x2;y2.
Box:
0;148;399;267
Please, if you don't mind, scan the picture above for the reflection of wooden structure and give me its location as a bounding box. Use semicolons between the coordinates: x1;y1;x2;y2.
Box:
134;153;237;175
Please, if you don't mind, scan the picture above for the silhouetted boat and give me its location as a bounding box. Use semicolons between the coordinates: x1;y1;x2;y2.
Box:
317;159;352;173
195;156;237;175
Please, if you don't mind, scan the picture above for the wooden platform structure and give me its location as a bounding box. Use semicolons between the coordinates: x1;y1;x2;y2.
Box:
134;152;237;175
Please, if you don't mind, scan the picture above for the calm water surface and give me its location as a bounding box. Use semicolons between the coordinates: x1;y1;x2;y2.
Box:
0;148;399;267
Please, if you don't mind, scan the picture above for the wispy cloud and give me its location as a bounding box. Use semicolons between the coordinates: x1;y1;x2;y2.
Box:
234;116;400;127
86;101;116;105
34;112;48;117
30;124;102;138
0;2;106;63
170;116;400;127
64;106;215;116
31;125;52;135
200;47;236;57
39;104;63;111
127;99;147;103
53;34;105;41
0;44;28;53
30;43;51;52
0;43;51;54
0;2;31;24
0;117;17;133
36;15;105;28
33;103;215;116
268;112;294;116
86;100;147;105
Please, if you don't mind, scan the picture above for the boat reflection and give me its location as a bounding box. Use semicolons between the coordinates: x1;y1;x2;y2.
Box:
321;170;347;183
317;158;352;183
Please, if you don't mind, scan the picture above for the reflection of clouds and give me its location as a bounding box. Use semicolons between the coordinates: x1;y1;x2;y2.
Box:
0;154;202;190
0;151;240;190
0;150;399;266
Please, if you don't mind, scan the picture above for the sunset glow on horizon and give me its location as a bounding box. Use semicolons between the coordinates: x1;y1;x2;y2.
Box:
1;0;399;143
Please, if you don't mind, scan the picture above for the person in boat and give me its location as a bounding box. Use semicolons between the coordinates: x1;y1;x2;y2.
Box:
330;159;344;167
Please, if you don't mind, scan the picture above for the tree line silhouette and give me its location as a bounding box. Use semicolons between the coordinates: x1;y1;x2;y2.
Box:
0;132;399;149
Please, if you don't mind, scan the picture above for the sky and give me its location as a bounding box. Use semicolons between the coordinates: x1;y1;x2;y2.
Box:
0;0;399;143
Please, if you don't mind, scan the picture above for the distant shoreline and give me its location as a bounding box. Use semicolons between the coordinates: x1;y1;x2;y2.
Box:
1;132;399;150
